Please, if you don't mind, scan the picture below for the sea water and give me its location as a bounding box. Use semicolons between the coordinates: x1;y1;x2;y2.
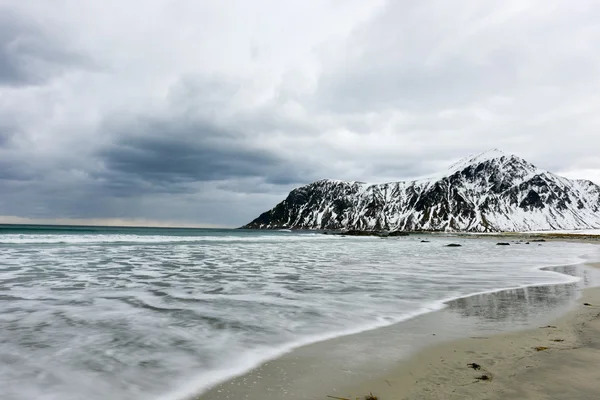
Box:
0;225;597;400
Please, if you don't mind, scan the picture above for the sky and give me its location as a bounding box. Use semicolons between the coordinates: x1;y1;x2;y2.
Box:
1;0;599;228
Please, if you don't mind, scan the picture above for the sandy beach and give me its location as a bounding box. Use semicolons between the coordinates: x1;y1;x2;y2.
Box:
340;263;600;400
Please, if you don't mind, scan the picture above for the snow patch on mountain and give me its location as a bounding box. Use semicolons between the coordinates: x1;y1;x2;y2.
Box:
242;150;600;232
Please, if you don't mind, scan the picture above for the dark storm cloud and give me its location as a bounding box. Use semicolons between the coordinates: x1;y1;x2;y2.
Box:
0;160;31;181
0;7;88;86
95;116;312;197
0;125;38;182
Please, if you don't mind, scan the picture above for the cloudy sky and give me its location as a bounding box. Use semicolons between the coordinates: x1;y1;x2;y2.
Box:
1;0;599;227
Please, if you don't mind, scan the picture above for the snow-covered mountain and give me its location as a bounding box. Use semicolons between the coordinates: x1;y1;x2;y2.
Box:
242;150;600;232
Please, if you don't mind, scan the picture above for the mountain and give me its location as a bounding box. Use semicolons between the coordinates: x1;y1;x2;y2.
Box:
241;149;600;232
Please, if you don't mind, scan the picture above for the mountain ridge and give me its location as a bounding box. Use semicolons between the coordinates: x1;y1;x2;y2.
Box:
242;150;600;232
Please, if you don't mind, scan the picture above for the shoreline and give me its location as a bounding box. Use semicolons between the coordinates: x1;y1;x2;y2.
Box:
302;229;600;242
195;239;600;400
191;283;575;400
342;271;600;399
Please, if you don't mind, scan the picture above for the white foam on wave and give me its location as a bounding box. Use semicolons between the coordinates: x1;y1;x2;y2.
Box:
155;303;446;400
157;256;596;400
0;233;332;245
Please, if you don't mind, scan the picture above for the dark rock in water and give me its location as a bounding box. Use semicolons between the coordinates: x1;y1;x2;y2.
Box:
526;242;530;244
322;232;328;235
389;231;410;237
446;243;462;247
532;239;546;242
421;240;430;243
496;242;510;246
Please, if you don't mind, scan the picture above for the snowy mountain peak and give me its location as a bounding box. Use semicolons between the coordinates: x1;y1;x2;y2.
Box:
447;149;536;175
451;148;507;167
242;151;600;232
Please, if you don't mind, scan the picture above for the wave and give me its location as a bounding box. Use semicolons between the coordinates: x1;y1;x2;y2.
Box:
158;257;597;400
0;233;330;245
156;302;447;400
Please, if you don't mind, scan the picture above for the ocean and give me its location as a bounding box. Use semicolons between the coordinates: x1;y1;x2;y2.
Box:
0;224;598;400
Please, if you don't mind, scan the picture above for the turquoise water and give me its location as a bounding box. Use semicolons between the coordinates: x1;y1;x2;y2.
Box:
0;224;598;400
0;224;270;236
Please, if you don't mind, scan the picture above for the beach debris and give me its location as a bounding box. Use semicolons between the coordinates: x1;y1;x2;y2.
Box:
326;396;351;400
467;362;481;370
446;243;462;247
475;374;492;382
551;339;564;342
496;242;510;246
583;302;592;306
540;325;557;328
534;346;549;351
365;393;378;400
385;379;392;387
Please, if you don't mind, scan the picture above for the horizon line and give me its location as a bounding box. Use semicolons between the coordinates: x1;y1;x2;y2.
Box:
0;216;233;230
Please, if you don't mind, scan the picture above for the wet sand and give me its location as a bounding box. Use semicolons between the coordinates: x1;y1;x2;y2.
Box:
344;279;600;399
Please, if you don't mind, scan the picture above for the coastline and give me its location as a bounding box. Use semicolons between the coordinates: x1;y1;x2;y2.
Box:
343;271;600;399
331;237;600;400
195;237;600;400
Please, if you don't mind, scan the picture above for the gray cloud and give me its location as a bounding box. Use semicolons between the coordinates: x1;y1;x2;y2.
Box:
100;125;273;183
0;7;88;86
317;58;518;113
0;0;599;227
94;114;315;196
0;124;14;148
